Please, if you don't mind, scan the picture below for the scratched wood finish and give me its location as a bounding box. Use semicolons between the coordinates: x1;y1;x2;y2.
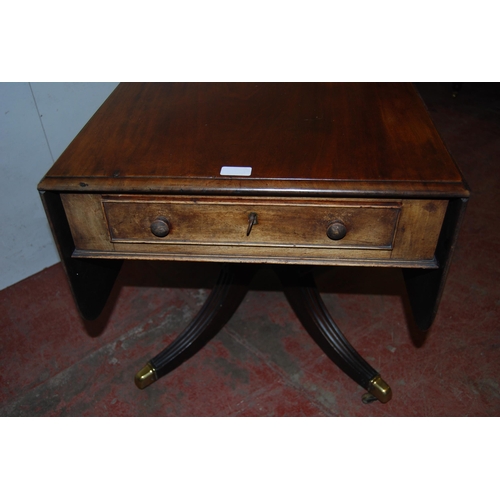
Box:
391;199;448;260
61;193;113;251
39;83;469;199
102;196;401;249
60;193;446;266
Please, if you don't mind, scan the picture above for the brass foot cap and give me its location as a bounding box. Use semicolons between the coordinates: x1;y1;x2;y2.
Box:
134;363;157;390
367;374;392;404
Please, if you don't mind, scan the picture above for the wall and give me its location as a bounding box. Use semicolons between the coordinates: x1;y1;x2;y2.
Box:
0;83;119;290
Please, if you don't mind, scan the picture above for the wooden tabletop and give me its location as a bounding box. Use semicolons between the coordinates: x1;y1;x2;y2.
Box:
39;83;469;199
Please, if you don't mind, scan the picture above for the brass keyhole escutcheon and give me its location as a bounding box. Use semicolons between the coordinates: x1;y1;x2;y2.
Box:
247;212;258;236
150;216;170;237
326;220;347;240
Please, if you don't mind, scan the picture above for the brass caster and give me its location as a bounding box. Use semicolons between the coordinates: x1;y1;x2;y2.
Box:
134;363;157;389
363;374;392;404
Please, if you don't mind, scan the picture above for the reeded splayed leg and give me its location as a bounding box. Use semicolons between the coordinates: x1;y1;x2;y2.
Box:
135;264;255;389
275;265;392;404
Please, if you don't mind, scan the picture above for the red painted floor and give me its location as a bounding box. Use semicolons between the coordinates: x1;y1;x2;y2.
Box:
1;83;499;416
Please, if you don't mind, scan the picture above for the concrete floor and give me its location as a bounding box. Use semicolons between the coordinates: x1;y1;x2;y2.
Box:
1;83;499;416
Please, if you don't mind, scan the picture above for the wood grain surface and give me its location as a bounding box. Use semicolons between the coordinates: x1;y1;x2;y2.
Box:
60;193;446;267
39;83;469;198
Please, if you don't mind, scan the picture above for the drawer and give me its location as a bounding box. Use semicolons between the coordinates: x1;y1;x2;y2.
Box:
60;194;448;267
102;196;401;250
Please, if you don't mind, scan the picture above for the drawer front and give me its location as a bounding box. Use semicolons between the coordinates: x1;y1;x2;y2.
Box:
61;194;447;267
102;197;401;250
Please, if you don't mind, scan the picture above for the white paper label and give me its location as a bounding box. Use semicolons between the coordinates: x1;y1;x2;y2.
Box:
220;166;252;176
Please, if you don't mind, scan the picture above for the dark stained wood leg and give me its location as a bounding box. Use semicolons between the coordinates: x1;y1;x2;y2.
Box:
40;191;122;321
403;198;468;333
135;264;255;389
275;265;392;404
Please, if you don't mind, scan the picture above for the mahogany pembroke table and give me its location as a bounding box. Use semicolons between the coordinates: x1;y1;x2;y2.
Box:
38;83;469;404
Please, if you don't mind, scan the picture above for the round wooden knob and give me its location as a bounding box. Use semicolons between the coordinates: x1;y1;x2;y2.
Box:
326;221;347;240
150;217;170;237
